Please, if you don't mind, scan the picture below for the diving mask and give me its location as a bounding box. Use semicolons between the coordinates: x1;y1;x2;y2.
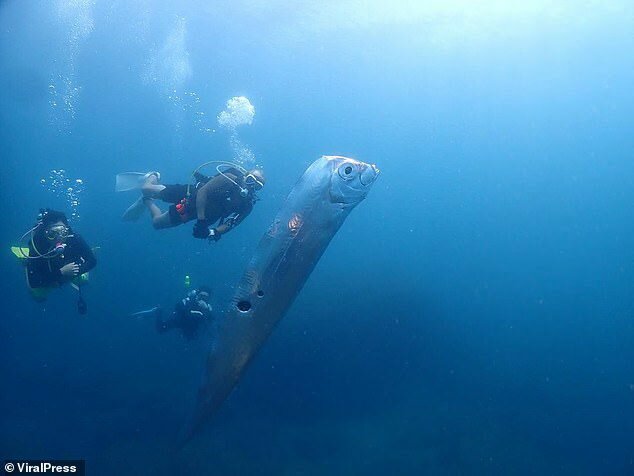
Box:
45;224;71;241
245;173;264;191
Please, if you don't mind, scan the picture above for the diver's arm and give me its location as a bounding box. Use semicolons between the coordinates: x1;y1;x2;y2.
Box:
195;174;231;221
193;177;220;238
215;213;244;235
60;263;80;279
195;180;213;221
215;203;253;236
174;299;197;322
194;174;242;239
73;235;97;274
175;300;187;314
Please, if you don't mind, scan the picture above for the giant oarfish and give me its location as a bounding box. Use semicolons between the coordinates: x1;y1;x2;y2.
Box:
186;155;379;437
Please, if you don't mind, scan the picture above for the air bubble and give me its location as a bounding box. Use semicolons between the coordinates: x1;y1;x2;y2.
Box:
41;168;85;221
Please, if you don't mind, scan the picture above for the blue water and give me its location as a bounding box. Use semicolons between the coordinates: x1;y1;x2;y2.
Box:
1;1;634;474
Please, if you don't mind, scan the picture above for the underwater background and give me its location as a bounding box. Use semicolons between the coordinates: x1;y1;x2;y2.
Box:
1;1;633;474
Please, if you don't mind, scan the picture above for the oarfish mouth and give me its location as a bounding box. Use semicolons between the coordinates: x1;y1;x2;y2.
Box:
360;163;380;186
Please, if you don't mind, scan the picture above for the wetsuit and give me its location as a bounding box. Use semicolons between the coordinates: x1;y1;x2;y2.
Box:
157;171;254;232
27;231;96;289
156;291;212;340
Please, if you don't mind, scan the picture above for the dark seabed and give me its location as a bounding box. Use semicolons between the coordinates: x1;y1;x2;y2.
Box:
1;1;633;474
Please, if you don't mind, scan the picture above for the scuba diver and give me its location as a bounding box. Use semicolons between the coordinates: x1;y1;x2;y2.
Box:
115;162;265;241
130;286;213;340
12;209;97;313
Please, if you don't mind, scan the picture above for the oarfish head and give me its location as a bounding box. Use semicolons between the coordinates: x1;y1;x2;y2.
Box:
324;155;380;205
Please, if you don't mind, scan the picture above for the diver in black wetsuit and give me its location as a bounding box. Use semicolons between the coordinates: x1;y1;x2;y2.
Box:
119;164;265;241
26;210;96;288
20;209;96;309
131;287;213;340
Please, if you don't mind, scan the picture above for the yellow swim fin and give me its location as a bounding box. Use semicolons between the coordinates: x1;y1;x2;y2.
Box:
11;246;30;260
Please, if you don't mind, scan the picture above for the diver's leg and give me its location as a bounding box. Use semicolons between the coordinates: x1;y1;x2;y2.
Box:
156;322;169;333
156;311;178;334
182;320;200;341
121;174;166;222
141;174;166;198
145;201;177;229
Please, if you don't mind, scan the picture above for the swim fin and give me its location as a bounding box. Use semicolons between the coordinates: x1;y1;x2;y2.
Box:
115;171;161;192
129;306;161;319
11;246;30;260
121;196;148;222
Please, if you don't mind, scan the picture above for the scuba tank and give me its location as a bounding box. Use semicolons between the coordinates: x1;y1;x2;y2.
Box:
189;161;250;199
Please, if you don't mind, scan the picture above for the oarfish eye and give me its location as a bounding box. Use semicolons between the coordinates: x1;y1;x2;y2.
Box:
338;163;357;180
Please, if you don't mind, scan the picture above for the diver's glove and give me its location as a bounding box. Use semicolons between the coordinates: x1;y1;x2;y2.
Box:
193;219;211;239
208;228;221;242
